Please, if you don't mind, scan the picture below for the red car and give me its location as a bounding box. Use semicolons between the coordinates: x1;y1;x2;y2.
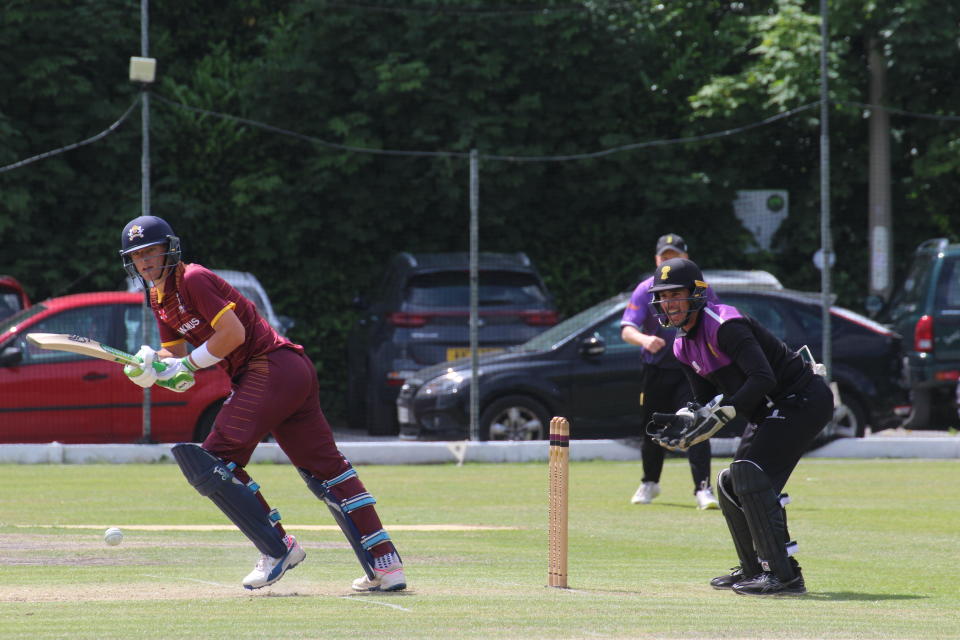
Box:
0;275;31;322
0;292;231;443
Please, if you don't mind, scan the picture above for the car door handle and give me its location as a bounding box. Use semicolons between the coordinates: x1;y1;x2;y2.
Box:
83;372;109;381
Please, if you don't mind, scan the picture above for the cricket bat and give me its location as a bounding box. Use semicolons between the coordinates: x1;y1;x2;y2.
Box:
25;333;165;371
25;333;196;391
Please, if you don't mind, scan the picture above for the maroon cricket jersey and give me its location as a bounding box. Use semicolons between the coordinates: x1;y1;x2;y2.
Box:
151;263;299;378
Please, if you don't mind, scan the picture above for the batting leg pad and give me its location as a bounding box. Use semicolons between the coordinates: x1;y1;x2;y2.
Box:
717;468;761;576
299;466;395;580
172;443;286;558
730;460;796;582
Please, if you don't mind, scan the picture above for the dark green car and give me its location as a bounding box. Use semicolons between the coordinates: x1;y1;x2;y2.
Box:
881;238;960;427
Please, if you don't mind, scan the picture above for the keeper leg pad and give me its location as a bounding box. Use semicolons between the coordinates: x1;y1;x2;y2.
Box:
299;466;394;580
172;443;286;558
717;468;762;576
730;460;797;582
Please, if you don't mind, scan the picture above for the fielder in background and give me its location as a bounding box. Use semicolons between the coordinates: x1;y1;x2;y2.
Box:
620;234;720;510
646;258;832;596
118;215;406;592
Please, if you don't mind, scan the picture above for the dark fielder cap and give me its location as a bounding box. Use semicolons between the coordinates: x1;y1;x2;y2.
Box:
655;233;687;256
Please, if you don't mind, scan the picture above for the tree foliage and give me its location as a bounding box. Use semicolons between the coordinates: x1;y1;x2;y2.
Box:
3;0;960;419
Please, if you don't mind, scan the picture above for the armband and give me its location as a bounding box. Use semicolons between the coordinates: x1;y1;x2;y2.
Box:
188;342;224;370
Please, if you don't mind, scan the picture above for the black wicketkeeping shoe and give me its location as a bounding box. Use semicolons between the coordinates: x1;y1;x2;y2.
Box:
732;571;806;597
710;566;757;590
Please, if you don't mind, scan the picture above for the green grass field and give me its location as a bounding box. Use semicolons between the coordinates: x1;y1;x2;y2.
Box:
1;458;957;640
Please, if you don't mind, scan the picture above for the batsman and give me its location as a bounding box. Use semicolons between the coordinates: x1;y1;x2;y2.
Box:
645;258;832;596
118;215;406;592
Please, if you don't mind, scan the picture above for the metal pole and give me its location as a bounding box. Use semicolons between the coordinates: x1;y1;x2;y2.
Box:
867;38;892;301
469;149;480;441
819;0;833;381
140;0;153;442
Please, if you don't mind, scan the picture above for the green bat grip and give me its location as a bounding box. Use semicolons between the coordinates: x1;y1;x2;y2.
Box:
128;358;194;392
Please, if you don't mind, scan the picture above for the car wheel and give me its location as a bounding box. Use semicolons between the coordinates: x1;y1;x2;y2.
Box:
192;400;224;443
826;389;868;440
480;395;550;441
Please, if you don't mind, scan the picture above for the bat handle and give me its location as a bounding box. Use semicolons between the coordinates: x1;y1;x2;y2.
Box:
127;358;166;374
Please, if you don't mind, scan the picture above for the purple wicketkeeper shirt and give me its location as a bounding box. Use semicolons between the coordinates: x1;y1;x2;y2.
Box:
621;275;720;367
673;303;743;375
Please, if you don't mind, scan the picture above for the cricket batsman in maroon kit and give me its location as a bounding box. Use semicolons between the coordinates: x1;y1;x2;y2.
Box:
119;215;406;592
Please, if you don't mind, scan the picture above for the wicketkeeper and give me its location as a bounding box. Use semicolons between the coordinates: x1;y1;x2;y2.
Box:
118;215;406;592
645;257;832;596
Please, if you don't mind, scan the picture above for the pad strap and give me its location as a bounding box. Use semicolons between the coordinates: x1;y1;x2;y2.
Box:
360;529;392;551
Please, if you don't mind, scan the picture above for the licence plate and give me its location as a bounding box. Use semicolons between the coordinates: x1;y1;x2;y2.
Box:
446;347;500;361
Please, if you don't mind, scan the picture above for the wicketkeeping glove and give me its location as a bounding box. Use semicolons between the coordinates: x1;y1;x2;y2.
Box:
123;345;161;388
155;357;198;393
647;394;737;451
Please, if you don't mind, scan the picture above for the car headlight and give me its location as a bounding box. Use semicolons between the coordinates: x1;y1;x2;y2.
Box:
418;369;470;397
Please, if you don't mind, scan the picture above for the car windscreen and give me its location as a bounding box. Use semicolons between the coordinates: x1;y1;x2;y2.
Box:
520;296;627;352
888;253;936;315
933;255;960;312
403;271;548;307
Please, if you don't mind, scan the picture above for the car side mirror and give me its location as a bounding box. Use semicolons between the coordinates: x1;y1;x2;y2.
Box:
580;335;606;357
0;345;23;367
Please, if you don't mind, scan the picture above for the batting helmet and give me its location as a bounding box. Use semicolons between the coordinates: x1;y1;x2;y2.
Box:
119;215;181;286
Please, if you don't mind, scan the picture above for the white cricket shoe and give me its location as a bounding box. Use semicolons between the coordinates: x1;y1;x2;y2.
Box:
630;481;660;505
242;535;306;590
351;554;407;592
696;485;720;510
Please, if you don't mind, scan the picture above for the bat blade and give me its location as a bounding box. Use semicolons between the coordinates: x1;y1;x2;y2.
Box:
25;333;141;367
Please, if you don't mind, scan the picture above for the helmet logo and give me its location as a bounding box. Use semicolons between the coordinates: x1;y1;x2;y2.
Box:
127;225;145;242
659;265;671;281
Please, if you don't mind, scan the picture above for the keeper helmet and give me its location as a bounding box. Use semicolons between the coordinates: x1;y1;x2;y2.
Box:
119;215;181;287
648;257;710;328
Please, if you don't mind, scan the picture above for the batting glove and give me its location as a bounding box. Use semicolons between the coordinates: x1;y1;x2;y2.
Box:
123;345;160;388
156;357;198;393
648;394;736;451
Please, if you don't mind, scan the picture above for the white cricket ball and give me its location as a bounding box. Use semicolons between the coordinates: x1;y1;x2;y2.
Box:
104;527;124;546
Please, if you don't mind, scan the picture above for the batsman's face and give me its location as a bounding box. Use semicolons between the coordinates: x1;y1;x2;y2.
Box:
658;288;693;327
130;244;168;282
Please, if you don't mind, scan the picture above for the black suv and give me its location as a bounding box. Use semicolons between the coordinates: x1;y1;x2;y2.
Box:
880;237;960;427
346;252;557;435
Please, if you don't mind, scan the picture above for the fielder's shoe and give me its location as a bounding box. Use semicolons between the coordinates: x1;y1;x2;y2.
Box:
242;535;306;590
710;566;758;590
630;481;660;505
695;485;720;510
351;552;407;592
732;570;806;597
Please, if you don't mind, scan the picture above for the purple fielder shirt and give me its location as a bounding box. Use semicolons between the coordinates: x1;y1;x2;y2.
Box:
620;275;720;368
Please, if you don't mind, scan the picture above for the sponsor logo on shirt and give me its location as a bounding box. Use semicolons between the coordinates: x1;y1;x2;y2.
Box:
177;317;201;335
